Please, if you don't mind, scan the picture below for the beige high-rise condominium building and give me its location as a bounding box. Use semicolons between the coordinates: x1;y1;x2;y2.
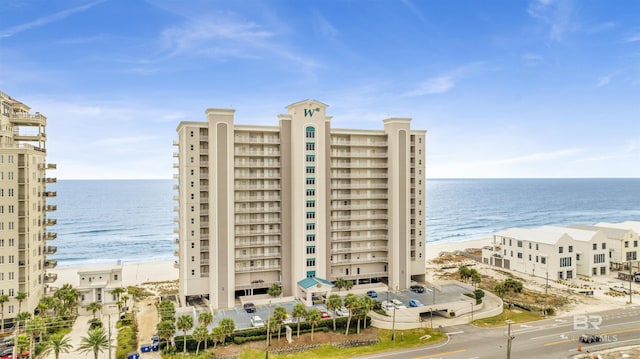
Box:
174;100;425;309
0;91;57;325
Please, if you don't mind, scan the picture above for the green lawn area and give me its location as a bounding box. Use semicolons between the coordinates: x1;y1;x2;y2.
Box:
237;328;446;359
472;307;545;328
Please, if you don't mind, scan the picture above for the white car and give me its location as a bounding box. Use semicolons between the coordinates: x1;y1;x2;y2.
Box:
391;299;407;309
250;315;265;328
335;306;349;317
381;301;395;311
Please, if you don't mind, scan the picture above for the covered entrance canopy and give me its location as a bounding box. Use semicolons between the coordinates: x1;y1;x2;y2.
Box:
296;277;335;306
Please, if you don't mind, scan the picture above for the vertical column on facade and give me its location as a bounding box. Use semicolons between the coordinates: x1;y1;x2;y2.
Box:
206;109;236;309
278;115;293;296
384;118;412;290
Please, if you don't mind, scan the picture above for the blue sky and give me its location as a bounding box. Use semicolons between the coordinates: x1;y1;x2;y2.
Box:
1;0;639;179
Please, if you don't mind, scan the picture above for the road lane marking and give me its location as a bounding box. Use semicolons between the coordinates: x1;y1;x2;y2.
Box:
414;349;466;358
446;331;464;335
544;327;640;346
544;339;572;346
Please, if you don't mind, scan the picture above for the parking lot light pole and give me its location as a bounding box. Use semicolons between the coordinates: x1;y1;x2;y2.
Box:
429;307;433;328
470;303;474;322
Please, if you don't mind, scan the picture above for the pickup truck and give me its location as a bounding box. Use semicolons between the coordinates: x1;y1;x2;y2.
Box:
610;285;631;294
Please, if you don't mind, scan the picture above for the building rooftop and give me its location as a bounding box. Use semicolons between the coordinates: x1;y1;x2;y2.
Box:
297;277;335;290
570;224;628;239
495;227;566;245
538;225;600;242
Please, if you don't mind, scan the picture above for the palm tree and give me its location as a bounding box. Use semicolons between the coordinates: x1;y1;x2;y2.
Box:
121;295;130;310
219;318;235;344
305;309;321;342
361;296;375;329
291;303;307;337
192;325;208;355
159;299;176;321
353;297;364;334
86;302;102;319
344;293;358;335
110;287;126;302
267;283;282;298
16;292;27;315
77;327;110;359
14;312;31;330
210;326;224;349
0;294;8;333
156;319;176;350
25;316;45;357
326;294;342;331
41;333;73;359
176;314;194;353
198;311;214;349
272;306;287;341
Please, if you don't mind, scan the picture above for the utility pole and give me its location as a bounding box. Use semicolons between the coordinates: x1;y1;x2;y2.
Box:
543;272;549;316
391;285;398;342
108;314;112;359
629;261;633;304
429;307;433;329
470;302;474;322
506;319;515;359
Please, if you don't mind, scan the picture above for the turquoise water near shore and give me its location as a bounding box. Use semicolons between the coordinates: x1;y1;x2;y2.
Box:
49;178;640;267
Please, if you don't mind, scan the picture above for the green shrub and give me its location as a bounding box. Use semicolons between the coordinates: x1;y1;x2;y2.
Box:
115;315;138;359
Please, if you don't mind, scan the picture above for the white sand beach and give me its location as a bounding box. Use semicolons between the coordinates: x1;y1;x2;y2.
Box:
425;237;491;261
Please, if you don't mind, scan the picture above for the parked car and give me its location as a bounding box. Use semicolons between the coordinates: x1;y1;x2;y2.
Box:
366;290;378;298
250;315;265;328
410;285;425;293
335;306;349;317
320;310;331;319
391;299;407;309
610;285;631;294
409;299;424;307
381;301;395;311
243;302;256;313
579;334;602;343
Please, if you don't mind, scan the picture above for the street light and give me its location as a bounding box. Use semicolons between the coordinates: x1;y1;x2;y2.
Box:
505;319;515;359
428;307;433;329
470;302;474;322
391;285;398;342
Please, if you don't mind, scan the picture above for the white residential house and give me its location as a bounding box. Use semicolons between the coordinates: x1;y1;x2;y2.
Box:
594;221;640;270
571;224;639;270
484;227;576;281
538;226;609;277
77;265;124;315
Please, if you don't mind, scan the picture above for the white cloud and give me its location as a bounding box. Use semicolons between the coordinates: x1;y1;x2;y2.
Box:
527;0;574;41
0;0;104;38
625;33;640;43
403;62;487;97
522;52;544;66
597;75;611;87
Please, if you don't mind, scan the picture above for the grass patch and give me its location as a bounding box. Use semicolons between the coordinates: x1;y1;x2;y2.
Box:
473;307;544;328
236;328;445;359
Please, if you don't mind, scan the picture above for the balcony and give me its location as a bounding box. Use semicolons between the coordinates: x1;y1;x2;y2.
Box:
332;224;388;231
235;239;281;248
44;177;57;183
44;259;58;269
43;191;57;198
331;203;388;211
38;163;57;170
330;271;387;281
235;252;281;260
234;196;281;202
235;150;281;157
331;183;388;189
234;136;280;144
331;234;387;242
235;184;280;191
235;229;281;237
45;218;57;226
235;172;280;179
234;161;280;168
45;232;57;240
174;249;179;257
331;246;387;254
10;112;46;126
45;246;57;255
174;260;179;268
44;273;58;283
173;140;179;146
174;238;179;244
332;172;387;179
173;152;179;157
331;151;388;158
331;257;388;265
235;206;281;213
234;217;280;225
45;205;57;211
235;265;281;273
332;162;388;169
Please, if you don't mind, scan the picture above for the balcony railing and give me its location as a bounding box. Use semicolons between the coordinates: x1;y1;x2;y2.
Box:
235;206;281;213
331;234;387;241
235;240;281;248
330;140;388;147
332;172;387;179
332;224;388;231
331;203;388;210
43;191;57;197
45;246;57;255
44;259;58;268
235;150;281;157
234;137;280;144
46;232;57;240
331;151;388;158
234;196;281;202
10;112;46;126
332;162;388;169
45;205;57;211
44;273;58;283
234;161;280;168
331;257;388;265
235;265;281;273
329;271;387;280
236;252;281;260
331;246;387;254
45;218;57;226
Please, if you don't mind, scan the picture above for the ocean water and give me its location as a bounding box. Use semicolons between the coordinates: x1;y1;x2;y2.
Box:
48;179;640;267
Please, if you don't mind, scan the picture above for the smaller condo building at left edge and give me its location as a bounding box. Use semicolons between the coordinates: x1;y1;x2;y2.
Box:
173;99;427;309
0;91;57;327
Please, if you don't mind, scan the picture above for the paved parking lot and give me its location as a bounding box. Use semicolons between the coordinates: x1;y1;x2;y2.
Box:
189;283;472;330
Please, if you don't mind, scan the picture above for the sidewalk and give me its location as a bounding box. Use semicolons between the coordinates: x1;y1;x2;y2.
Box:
43;313;118;359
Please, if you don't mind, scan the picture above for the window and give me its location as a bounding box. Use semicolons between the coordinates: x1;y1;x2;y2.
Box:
517;241;522;248
305;126;315;139
306;167;315;174
536;256;539;262
529;254;532;261
536;243;539;250
306;212;315;219
306;246;316;255
568;245;573;253
566;270;573;279
529;242;532;249
592;267;597;275
576;254;581;260
306;223;315;231
600;266;606;275
593;253;605;264
560;257;572;267
627;252;637;261
517;252;522;259
114;274;119;280
306;234;315;242
558;246;563;254
635;241;638;247
602;243;606;250
306;142;315;151
306;200;315;208
306;271;316;278
625;241;630;248
306;189;315;196
541;257;546;264
306;155;315;162
306;258;316;267
592;243;597;250
306;178;315;185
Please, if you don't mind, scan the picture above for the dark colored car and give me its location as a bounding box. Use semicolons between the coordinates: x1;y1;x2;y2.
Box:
366;290;378;298
579;334;602;343
243;303;256;313
410;285;425;293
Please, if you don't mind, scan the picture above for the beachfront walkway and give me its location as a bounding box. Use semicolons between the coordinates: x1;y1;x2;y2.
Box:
42;313;118;359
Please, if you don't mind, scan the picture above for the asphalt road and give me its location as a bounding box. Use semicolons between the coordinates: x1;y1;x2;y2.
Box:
357;306;640;359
